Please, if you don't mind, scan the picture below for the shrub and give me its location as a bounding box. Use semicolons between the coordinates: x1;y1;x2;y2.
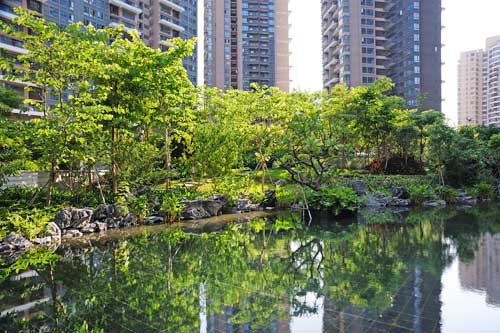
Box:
0;208;56;240
161;194;185;223
435;186;459;204
276;184;301;208
308;186;359;216
470;183;497;201
127;194;150;223
407;184;436;205
212;175;250;205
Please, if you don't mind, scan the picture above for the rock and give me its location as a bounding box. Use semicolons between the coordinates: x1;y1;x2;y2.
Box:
95;222;107;232
456;196;477;206
54;208;72;229
181;199;212;220
422;200;447;208
81;223;97;233
202;195;227;216
0;234;33;253
363;192;390;208
390;198;411;207
236;199;253;212
261;190;277;208
352;180;368;196
104;217;120;229
32;237;54;245
0;243;13;255
55;208;94;230
276;179;287;186
44;222;61;242
92;204;122;222
121;213;138;227
146;216;163;224
391;187;409;200
62;229;83;239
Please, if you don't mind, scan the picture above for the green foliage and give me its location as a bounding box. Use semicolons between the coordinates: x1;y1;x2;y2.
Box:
0;247;59;282
470;183;497;201
308;186;359;215
127;194;149;223
212;175;250;205
161;193;185;222
275;184;301;208
435;186;459;204
0;208;55;240
407;184;436;204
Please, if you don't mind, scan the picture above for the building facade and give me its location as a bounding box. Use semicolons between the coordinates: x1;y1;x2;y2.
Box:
0;0;45;117
204;0;290;91
483;36;500;127
457;50;484;126
321;0;442;111
40;0;198;84
457;36;500;127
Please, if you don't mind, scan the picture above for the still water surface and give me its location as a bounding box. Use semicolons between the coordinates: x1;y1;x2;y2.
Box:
1;206;500;332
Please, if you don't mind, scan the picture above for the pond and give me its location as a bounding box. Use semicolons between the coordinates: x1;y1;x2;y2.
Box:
1;205;500;332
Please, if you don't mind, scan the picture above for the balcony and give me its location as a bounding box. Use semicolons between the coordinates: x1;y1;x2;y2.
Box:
0;4;18;20
108;0;142;15
159;0;185;13
0;35;27;54
159;17;184;32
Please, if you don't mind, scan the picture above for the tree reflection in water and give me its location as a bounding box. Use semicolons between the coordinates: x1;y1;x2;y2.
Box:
0;206;499;332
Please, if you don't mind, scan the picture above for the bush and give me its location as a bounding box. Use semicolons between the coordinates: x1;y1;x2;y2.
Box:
435;186;459;204
212;175;250;205
470;183;497;201
127;194;150;223
307;186;359;216
0;208;56;240
276;184;301;208
161;193;185;223
407;184;436;205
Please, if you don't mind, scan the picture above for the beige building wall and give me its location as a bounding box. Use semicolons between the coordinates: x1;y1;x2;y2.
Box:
275;0;289;92
457;50;484;126
204;0;289;91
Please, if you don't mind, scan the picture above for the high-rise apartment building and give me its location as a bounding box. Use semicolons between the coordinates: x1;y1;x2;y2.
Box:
0;0;45;117
321;0;442;111
41;0;198;84
457;36;500;127
483;36;500;127
457;50;484;126
204;0;290;91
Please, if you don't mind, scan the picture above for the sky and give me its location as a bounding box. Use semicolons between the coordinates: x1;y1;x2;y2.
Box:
198;1;500;126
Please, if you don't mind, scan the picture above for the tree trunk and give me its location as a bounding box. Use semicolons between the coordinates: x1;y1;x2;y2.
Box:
111;126;118;194
47;150;56;206
165;126;171;190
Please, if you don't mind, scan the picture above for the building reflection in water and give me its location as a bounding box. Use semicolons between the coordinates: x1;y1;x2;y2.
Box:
205;306;291;333
322;266;442;333
459;233;500;306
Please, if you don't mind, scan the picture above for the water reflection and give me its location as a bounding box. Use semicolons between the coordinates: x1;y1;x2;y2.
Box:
0;206;499;332
459;233;500;306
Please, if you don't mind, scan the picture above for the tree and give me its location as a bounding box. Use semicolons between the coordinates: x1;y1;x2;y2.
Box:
411;110;444;163
148;39;196;189
2;10;111;204
0;86;33;186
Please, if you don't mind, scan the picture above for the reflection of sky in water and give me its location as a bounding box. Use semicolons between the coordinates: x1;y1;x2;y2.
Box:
3;210;500;333
290;293;323;333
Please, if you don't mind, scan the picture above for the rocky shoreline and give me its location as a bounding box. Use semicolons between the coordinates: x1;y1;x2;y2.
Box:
1;181;497;259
